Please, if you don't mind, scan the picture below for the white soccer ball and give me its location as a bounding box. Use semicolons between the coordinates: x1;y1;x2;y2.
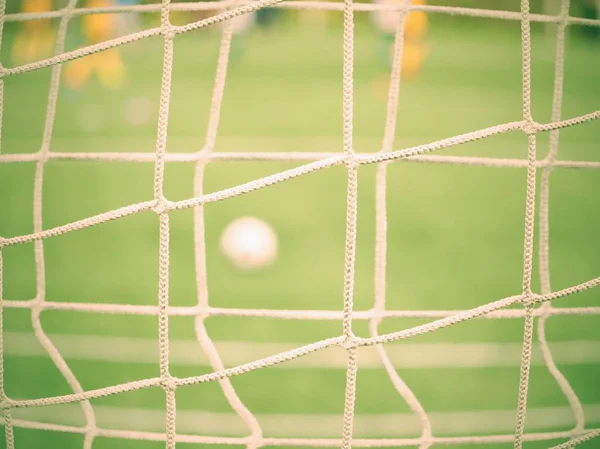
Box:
220;216;278;270
371;0;401;34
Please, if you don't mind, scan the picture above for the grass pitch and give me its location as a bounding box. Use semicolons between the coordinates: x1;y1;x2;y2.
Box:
0;8;599;449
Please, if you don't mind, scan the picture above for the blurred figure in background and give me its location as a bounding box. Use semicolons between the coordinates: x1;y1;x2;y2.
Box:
545;0;599;40
13;0;55;65
64;0;126;90
370;0;428;102
256;7;284;30
230;9;257;35
576;0;600;39
227;7;257;64
371;0;428;78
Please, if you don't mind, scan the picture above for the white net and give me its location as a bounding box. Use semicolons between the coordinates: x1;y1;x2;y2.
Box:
0;0;600;448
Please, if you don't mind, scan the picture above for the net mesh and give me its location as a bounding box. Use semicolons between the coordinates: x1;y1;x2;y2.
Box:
0;0;600;448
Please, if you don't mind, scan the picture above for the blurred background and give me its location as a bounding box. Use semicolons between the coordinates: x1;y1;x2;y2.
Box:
0;0;599;448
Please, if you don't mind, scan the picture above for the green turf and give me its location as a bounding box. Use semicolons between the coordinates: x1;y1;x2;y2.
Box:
0;8;599;449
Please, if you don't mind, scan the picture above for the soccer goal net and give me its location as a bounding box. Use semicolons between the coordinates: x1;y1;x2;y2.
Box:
0;0;599;448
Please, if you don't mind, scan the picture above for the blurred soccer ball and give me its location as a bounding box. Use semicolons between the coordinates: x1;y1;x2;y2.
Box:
220;217;278;270
371;0;428;39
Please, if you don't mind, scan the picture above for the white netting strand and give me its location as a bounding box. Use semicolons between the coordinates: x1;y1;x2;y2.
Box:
0;0;600;448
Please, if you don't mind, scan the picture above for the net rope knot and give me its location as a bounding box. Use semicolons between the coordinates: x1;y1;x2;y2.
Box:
37;151;50;163
196;307;210;320
161;376;178;392
521;293;539;308
522;121;539;135
341;335;360;351
84;425;98;438
58;7;74;20
245;433;265;449
369;311;384;328
344;154;359;170
162;26;176;40
30;297;45;311
0;398;13;411
153;198;172;215
398;0;411;14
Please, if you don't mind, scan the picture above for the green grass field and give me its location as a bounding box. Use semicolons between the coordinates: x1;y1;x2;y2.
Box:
0;6;599;449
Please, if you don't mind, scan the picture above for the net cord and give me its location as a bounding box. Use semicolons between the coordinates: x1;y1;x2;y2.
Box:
371;2;432;447
0;0;10;445
536;0;586;438
193;1;263;445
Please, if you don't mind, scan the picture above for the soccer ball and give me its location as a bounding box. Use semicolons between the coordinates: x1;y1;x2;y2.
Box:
220;216;278;270
371;0;428;39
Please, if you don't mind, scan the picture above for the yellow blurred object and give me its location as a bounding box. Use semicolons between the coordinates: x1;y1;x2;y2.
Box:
371;0;429;79
64;49;125;91
371;0;428;37
83;0;118;43
403;0;428;78
96;49;125;89
405;10;428;42
22;0;52;12
12;0;55;65
399;41;428;79
64;0;125;90
63;58;93;91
